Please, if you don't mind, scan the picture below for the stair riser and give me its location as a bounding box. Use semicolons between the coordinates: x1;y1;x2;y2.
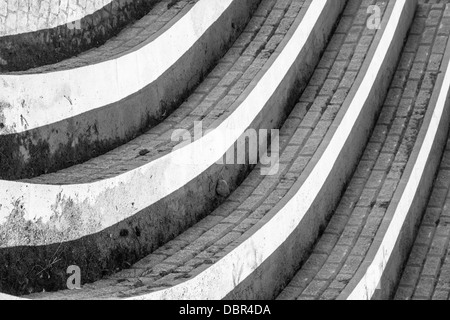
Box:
228;0;416;300
344;7;450;300
0;0;259;180
0;0;159;72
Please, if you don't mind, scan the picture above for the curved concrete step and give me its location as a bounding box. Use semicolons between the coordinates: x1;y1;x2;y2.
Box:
394;142;450;300
9;0;413;300
346;1;450;300
0;0;338;297
0;0;143;37
0;0;165;72
0;0;258;180
278;0;450;301
390;4;450;300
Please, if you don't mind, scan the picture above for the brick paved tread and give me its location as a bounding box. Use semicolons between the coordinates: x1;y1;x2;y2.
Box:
0;0;339;297
278;0;450;300
394;139;450;300
0;0;256;182
1;0;116;36
394;140;450;299
0;0;178;72
22;0;307;185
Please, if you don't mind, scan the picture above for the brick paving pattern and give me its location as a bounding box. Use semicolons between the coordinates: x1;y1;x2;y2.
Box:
23;0;305;184
395;2;450;299
0;0;191;72
278;0;450;300
23;0;389;300
395;138;450;300
5;0;194;73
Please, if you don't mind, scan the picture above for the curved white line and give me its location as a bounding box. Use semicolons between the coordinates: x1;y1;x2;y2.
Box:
0;0;404;301
121;0;406;300
1;0;114;36
0;0;230;134
0;293;25;300
0;0;322;246
346;28;450;301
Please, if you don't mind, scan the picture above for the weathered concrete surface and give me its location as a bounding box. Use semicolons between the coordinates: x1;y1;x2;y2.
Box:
0;0;163;71
229;0;416;301
1;0;319;297
0;161;251;296
0;0;259;180
376;3;450;301
4;0;346;300
280;0;445;301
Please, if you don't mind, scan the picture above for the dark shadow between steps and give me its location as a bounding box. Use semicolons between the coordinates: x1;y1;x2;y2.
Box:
0;0;162;72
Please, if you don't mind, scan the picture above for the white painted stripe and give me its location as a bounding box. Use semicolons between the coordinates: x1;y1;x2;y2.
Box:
0;293;25;300
0;0;321;246
345;29;450;301
0;0;230;134
119;0;406;300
